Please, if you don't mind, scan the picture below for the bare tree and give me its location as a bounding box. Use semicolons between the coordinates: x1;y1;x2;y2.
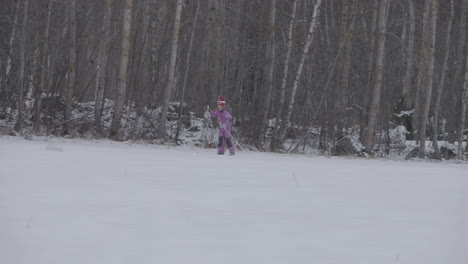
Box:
131;0;152;139
445;0;467;144
175;0;201;143
280;0;323;140
457;3;468;159
365;0;389;152
433;0;454;159
110;0;134;139
337;0;358;134
401;0;415;108
33;0;52;135
271;0;298;150
94;0;113;136
158;0;184;138
413;0;432;145
13;0;29;132
258;0;277;147
360;0;379;143
63;0;77;135
458;51;468;159
6;0;21;91
418;0;439;158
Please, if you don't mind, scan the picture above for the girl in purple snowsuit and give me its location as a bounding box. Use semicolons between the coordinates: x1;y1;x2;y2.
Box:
210;96;235;155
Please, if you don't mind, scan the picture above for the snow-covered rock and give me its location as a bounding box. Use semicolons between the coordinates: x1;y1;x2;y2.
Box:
0;125;16;136
440;144;458;160
406;144;458;160
331;135;365;156
405;147;424;160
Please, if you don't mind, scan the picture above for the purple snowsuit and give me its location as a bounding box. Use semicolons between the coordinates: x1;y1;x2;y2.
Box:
210;109;235;154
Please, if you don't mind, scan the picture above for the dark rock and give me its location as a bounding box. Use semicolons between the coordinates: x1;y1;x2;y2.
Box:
439;146;457;160
0;126;17;136
75;121;95;138
331;136;364;156
167;102;191;127
405;147;420;160
405;146;435;160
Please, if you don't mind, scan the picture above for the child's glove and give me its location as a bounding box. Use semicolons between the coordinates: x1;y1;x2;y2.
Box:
219;124;226;129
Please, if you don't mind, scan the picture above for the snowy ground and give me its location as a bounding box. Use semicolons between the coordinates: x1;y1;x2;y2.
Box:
1;136;467;264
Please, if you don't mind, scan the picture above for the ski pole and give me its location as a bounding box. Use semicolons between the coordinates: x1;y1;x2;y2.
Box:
223;127;245;152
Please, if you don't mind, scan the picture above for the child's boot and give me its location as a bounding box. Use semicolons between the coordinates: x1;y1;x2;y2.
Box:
229;147;235;156
217;137;225;154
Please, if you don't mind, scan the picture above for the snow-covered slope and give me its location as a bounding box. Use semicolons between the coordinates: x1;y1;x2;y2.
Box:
1;136;467;264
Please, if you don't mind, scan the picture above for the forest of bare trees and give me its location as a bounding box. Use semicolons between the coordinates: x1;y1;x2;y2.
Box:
1;0;468;159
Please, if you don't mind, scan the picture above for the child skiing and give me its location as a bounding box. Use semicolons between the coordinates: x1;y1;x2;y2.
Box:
210;96;235;155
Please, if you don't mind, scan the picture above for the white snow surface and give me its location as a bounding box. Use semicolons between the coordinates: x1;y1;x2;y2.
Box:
1;136;467;264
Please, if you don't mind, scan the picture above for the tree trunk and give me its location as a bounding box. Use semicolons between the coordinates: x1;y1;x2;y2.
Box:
280;0;323;140
63;0;77;135
158;0;183;137
413;0;432;145
14;0;29;132
259;0;276;145
94;0;113;136
110;0;134;140
402;0;415;108
418;0;438;158
271;0;298;150
334;0;350;139
6;0;21;83
133;0;152;138
458;5;468;160
338;0;358;135
450;2;468;144
458;49;468;160
360;0;378;143
204;0;222;103
364;0;389;153
433;0;454;159
175;0;200;143
33;0;52;135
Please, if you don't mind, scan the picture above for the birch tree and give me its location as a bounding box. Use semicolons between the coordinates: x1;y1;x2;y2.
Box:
365;0;389;152
280;0;323;140
360;0;379;143
158;0;183;137
260;0;277;145
63;0;77;135
418;0;438;158
94;0;113;136
458;47;468;160
271;0;298;150
13;0;29;132
433;0;454;159
33;0;52;134
457;2;468;159
413;0;432;144
5;0;21;88
110;0;133;139
132;0;152;139
175;0;201;143
450;1;468;144
401;0;415;108
338;0;358;134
